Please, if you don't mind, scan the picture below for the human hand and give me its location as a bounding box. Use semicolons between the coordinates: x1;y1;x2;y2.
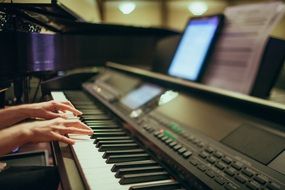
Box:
20;118;93;145
22;100;82;120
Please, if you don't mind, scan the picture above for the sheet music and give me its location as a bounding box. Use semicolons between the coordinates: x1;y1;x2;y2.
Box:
203;2;285;94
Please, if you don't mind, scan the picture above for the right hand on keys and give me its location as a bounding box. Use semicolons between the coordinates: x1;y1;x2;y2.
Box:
19;118;93;145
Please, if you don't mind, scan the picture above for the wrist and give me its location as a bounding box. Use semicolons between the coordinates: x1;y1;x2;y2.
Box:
16;104;33;119
18;124;33;144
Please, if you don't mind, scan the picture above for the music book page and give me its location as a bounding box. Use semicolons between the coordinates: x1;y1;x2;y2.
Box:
203;2;285;94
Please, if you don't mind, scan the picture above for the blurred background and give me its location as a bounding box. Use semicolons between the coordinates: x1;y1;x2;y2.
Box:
96;0;285;39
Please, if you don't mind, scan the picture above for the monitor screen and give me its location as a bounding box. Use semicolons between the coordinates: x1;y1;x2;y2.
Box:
168;15;223;81
120;84;162;110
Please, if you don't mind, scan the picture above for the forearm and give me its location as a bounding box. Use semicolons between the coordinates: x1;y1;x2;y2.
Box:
0;105;30;129
0;126;29;156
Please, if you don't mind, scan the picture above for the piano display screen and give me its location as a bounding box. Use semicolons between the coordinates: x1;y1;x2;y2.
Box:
120;84;162;110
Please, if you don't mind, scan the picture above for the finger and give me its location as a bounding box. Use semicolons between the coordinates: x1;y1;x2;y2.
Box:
61;101;75;108
51;132;75;144
42;111;63;119
54;126;93;135
53;101;82;116
61;120;92;130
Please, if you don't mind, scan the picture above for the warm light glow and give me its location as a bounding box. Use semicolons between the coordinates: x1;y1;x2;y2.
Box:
188;2;208;16
118;2;136;15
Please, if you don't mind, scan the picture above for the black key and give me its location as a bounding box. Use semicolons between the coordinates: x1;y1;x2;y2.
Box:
92;132;127;138
246;181;260;190
103;149;145;159
99;143;139;152
234;174;247;184
115;166;163;178
253;175;267;185
224;167;236;177
214;176;226;185
96;140;135;148
182;151;192;159
86;121;117;125
242;168;255;177
207;156;217;164
213;151;223;159
215;162;226;170
221;156;232;164
231;162;243;170
90;126;119;130
111;160;158;172
106;153;150;163
82;116;111;120
92;129;123;133
129;181;182;190
205;170;215;178
119;172;169;184
88;123;118;127
267;182;281;190
94;136;131;143
225;183;239;190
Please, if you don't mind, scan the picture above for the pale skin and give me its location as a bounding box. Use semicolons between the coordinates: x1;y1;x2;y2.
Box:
0;101;93;156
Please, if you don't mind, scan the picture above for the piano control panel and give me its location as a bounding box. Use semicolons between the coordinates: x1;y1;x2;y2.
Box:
53;68;285;190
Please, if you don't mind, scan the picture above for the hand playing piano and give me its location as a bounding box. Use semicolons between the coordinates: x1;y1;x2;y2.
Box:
0;100;83;129
20;117;93;144
0;117;93;155
23;100;83;119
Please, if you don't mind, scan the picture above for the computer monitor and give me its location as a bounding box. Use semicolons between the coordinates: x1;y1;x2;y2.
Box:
168;15;224;82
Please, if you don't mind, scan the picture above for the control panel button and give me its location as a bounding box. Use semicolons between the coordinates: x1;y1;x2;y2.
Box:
213;151;223;159
267;182;281;190
215;176;226;185
199;151;209;159
182;151;192;159
246;181;260;190
253;175;267;185
234;174;247;184
215;162;226;170
224;183;239;190
242;168;255;177
205;147;215;153
224;167;236;177
207;156;217;164
205;170;215;178
197;164;207;172
231;162;243;170
221;156;232;164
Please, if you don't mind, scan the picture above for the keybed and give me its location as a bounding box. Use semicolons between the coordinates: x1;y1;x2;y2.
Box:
52;91;185;190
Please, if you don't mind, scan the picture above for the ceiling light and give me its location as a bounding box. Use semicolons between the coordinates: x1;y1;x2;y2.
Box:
188;2;208;16
119;2;136;15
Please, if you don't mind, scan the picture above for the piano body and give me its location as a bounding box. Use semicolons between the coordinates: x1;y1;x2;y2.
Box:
50;63;285;190
1;2;285;190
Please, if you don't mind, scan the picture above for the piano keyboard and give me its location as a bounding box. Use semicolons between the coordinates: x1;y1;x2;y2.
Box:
51;91;186;190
